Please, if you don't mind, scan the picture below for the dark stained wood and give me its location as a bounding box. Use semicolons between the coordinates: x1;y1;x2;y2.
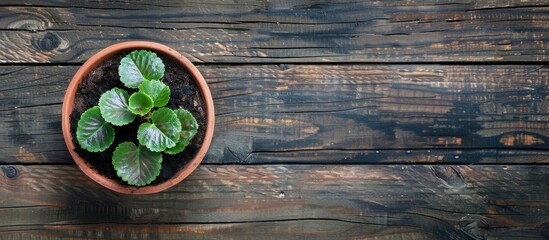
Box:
1;221;545;240
0;1;548;63
0;222;439;240
207;64;549;164
1;65;549;164
0;66;69;163
4;0;549;9
0;2;547;238
0;165;547;239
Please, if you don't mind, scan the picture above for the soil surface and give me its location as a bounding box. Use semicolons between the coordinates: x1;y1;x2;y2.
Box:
70;52;206;186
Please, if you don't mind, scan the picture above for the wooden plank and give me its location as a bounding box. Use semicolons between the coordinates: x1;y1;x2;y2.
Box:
4;0;549;9
0;221;545;240
2;64;549;163
0;222;439;240
207;64;549;164
0;165;547;239
0;66;69;163
0;1;547;63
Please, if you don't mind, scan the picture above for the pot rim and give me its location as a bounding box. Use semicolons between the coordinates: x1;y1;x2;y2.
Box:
62;41;215;194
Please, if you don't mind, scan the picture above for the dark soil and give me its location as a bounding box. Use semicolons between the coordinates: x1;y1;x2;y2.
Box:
70;52;206;186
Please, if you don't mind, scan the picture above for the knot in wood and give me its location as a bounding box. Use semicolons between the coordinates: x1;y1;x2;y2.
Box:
7;19;47;32
33;32;61;51
430;166;465;189
2;166;18;179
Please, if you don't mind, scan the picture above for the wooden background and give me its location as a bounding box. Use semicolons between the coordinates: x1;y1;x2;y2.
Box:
0;0;548;239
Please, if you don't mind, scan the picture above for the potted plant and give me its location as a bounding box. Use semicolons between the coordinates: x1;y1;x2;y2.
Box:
62;41;214;194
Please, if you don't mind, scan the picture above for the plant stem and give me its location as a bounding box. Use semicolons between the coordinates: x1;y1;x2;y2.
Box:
142;112;153;122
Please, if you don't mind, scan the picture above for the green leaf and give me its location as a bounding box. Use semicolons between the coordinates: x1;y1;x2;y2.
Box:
176;109;199;131
99;88;135;126
164;109;198;155
119;50;165;88
138;80;170;107
164;130;197;155
128;92;154;116
137;108;182;152
76;106;115;152
112;142;162;186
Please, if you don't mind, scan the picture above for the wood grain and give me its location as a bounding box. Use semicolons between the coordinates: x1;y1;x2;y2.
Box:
0;1;547;239
1;64;549;164
0;66;69;163
0;164;547;239
0;0;547;63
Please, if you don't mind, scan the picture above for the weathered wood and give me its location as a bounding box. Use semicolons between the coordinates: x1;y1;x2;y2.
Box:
2;65;549;164
0;165;547;239
0;1;548;63
4;0;549;9
0;1;546;239
0;222;437;240
0;66;68;163
0;221;545;240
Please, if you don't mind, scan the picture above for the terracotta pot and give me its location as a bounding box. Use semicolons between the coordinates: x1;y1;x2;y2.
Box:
62;41;214;194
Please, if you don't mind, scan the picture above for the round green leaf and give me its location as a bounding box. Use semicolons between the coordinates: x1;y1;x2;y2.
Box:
99;88;135;126
138;80;170;107
112;142;162;186
137;108;182;152
164;109;198;155
76;106;115;152
164;130;196;155
119;50;165;88
176;109;198;131
129;92;154;116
